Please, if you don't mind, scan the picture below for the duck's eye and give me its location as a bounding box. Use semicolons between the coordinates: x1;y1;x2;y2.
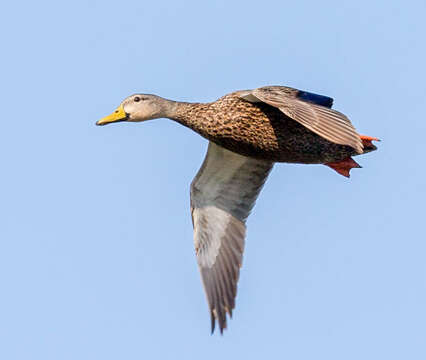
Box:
134;96;141;102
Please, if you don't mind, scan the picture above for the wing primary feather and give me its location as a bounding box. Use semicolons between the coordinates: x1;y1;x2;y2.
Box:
191;142;273;333
216;254;235;310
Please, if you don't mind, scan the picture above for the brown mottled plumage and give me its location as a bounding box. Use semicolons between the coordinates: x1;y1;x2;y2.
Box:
171;92;375;164
97;86;378;334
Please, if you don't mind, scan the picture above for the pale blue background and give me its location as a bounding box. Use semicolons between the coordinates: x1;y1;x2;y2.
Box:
1;1;425;359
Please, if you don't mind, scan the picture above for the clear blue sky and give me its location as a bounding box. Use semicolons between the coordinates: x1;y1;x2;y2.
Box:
1;0;425;359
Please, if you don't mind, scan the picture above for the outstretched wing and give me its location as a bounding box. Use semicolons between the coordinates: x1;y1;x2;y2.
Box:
190;142;273;333
238;86;363;154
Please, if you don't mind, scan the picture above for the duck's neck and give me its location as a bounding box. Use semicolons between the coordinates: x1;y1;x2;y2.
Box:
165;101;212;135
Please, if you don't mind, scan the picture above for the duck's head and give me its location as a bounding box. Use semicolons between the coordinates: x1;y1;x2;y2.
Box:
97;94;173;126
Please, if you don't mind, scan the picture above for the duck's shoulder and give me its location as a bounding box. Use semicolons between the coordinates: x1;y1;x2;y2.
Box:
228;86;334;108
209;92;260;113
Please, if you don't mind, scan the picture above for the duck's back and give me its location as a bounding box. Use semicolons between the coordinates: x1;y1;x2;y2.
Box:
200;93;357;164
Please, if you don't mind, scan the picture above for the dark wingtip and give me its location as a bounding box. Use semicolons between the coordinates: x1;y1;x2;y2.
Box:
210;313;215;335
217;315;227;335
210;312;228;335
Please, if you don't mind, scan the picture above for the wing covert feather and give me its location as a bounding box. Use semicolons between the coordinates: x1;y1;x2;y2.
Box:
239;86;363;153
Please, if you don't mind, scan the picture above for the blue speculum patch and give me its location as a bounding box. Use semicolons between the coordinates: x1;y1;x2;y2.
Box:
297;91;334;108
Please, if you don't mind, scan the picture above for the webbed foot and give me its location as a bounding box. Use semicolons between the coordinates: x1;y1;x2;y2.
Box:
325;157;361;178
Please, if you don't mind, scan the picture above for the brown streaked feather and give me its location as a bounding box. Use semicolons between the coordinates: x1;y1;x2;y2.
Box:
239;86;363;154
191;142;273;333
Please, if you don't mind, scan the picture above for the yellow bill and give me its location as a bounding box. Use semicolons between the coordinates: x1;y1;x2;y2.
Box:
97;105;127;126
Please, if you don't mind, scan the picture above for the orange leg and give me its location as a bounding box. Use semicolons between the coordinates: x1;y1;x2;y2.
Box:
325;157;361;178
360;134;380;148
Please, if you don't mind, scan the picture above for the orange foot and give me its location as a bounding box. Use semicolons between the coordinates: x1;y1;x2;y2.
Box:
325;157;361;178
360;134;380;148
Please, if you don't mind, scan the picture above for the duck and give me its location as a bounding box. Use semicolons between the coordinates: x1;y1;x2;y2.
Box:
97;85;379;334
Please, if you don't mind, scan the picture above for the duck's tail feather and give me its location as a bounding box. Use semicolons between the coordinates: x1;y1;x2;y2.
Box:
324;135;380;177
